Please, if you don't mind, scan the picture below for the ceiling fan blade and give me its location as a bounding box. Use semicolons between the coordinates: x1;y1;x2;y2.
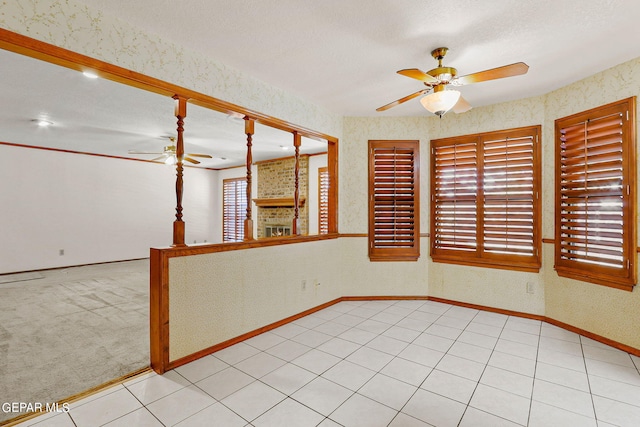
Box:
186;153;213;158
128;150;164;155
455;62;528;86
183;156;201;165
150;155;167;162
397;68;438;84
452;95;472;114
376;89;429;112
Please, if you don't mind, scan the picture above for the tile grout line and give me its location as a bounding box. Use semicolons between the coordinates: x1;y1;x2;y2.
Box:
524;319;542;427
580;335;600;425
454;309;513;426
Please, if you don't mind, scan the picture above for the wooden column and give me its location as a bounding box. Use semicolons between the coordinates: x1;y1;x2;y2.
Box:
244;117;255;240
292;132;301;235
172;95;188;247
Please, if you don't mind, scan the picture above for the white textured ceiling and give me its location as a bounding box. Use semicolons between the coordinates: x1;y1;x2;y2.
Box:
3;1;640;168
75;0;640;116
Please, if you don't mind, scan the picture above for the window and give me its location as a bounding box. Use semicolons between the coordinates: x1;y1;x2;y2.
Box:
223;178;247;242
431;126;541;271
555;98;636;291
368;140;420;261
318;167;329;235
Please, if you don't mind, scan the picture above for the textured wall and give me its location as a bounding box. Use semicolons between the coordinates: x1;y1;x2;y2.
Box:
541;57;640;349
169;237;430;362
341;116;431;234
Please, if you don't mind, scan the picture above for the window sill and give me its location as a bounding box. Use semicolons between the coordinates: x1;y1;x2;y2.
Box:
555;267;635;292
430;255;541;273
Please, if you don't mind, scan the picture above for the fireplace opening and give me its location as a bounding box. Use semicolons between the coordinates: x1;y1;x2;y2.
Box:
265;224;292;237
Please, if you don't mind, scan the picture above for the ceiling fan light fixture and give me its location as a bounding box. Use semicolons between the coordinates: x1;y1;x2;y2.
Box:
164;155;177;165
82;71;99;79
420;90;461;117
32;119;53;127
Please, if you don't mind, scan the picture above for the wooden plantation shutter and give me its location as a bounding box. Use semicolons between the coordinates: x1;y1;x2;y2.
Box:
431;126;541;272
432;138;478;253
483;130;537;259
318;167;329;235
555;98;636;290
368;140;420;261
223;178;248;242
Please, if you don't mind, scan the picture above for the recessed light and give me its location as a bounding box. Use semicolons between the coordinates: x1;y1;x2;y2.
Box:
280;145;289;151
82;71;99;79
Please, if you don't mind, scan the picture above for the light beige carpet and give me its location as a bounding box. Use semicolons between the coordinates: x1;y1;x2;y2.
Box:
0;260;149;424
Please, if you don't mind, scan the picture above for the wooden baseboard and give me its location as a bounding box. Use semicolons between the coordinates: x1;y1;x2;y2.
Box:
1;367;152;427
342;295;430;301
545;317;640;357
427;296;639;357
426;296;546;321
165;298;343;371
165;295;640;373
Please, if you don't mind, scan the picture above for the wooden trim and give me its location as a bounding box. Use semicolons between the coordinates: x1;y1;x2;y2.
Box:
157;291;639;374
426;296;546;321
0;257;148;277
341;296;429;301
0;28;338;145
154;233;338;258
167;298;342;370
253;153;311;166
244;118;255;241
150;249;170;373
171;96;188;248
337;233;430;239
428;296;639;357
545;317;640;357
2;367;152;426
327;140;339;234
0;141;215;170
253;197;306;208
431;255;541;273
251;152;326;167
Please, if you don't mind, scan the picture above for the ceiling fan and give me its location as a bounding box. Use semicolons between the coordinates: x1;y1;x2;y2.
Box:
377;47;529;116
128;137;213;165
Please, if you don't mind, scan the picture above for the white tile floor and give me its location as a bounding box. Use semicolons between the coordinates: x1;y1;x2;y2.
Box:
16;299;640;426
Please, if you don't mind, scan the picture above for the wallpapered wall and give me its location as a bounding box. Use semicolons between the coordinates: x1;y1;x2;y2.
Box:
2;0;638;351
340;60;640;348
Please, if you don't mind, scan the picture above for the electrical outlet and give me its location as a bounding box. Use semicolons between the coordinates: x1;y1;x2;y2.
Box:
526;281;535;294
301;280;306;290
